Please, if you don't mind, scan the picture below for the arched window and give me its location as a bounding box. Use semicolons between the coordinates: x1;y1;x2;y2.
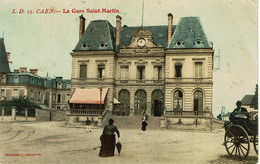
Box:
134;90;147;115
173;90;183;110
193;90;203;111
151;89;164;116
118;89;130;116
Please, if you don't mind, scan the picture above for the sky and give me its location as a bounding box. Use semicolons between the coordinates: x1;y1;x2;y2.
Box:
0;0;258;117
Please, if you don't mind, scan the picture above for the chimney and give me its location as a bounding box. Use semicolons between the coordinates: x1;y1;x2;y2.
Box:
30;69;38;75
20;67;27;72
168;13;173;44
79;14;86;40
6;52;10;62
116;15;122;45
14;69;20;73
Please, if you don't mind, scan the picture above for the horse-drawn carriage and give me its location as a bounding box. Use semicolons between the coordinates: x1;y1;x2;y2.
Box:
223;111;258;158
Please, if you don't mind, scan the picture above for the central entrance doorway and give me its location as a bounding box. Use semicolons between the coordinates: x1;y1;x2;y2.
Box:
151;89;164;116
134;89;147;115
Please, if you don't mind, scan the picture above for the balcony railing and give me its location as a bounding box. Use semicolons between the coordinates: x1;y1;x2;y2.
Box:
165;110;211;117
165;78;212;83
71;78;114;84
68;109;104;116
116;79;164;85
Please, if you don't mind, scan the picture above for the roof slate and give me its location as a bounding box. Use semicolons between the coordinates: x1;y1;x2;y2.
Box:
119;25;176;48
168;17;211;49
0;38;11;73
74;17;211;51
74;20;115;51
241;95;254;105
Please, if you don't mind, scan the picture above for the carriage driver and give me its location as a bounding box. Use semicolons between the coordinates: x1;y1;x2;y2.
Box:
229;100;249;122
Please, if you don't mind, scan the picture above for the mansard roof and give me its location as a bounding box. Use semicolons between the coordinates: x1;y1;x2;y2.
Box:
74;16;211;51
0;38;10;73
74;20;115;51
168;17;211;49
119;25;176;48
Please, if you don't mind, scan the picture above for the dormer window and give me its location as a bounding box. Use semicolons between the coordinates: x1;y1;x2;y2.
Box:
66;82;71;89
1;77;5;83
82;43;90;49
98;43;108;49
14;76;19;83
194;40;204;48
173;41;184;48
57;82;62;89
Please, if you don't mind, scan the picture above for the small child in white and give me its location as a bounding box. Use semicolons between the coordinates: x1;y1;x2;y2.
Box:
86;117;91;132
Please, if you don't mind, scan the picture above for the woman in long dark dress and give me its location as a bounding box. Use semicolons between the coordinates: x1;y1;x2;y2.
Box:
99;119;120;157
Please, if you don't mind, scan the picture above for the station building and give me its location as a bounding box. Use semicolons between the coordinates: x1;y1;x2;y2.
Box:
68;13;214;130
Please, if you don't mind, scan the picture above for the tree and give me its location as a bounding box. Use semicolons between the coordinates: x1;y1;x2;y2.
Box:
0;95;38;116
252;84;258;110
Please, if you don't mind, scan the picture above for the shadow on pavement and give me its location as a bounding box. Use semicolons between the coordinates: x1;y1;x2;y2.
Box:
210;154;258;164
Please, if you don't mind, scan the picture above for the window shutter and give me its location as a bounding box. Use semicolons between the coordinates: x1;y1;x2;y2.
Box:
126;67;129;80
102;68;105;78
154;67;158;80
137;68;140;79
62;94;65;103
158;67;162;79
143;67;145;79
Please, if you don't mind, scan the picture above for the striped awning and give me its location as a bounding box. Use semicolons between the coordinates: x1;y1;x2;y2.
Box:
69;88;108;104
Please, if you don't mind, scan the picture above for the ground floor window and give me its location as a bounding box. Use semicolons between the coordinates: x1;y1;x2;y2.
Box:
173;90;183;110
194;90;203;111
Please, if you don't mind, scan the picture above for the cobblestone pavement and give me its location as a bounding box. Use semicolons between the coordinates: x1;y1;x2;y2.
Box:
0;122;258;164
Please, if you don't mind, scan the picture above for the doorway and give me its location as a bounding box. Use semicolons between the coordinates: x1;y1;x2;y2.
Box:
151;90;164;116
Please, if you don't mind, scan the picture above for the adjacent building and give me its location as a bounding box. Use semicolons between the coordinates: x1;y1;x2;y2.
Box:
0;39;71;111
241;95;258;120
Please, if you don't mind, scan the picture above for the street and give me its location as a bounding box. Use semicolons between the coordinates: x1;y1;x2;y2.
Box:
0;122;258;164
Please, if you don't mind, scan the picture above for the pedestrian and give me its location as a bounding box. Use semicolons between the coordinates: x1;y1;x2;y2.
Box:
142;110;148;121
141;120;148;131
86;117;91;132
99;119;120;157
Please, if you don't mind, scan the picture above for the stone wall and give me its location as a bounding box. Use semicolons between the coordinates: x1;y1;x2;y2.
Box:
165;117;212;131
36;108;50;121
51;110;66;121
65;115;99;126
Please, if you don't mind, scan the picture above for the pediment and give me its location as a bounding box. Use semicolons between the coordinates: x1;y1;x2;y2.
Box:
126;28;158;48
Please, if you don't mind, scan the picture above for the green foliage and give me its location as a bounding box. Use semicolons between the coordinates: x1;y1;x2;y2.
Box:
0;95;38;116
252;84;258;110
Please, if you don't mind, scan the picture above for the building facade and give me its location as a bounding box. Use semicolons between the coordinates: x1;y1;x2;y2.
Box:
0;67;71;111
69;13;214;129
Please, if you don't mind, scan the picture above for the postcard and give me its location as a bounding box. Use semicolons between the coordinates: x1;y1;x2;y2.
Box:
0;0;258;163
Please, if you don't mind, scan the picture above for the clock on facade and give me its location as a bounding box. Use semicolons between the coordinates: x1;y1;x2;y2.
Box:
137;38;146;47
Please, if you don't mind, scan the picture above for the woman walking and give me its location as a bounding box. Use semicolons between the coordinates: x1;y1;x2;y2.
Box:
99;119;120;157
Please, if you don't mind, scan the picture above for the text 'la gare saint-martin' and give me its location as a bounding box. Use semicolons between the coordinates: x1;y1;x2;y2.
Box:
12;8;120;14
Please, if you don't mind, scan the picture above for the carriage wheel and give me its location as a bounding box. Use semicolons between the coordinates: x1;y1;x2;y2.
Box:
224;125;250;158
254;134;258;154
